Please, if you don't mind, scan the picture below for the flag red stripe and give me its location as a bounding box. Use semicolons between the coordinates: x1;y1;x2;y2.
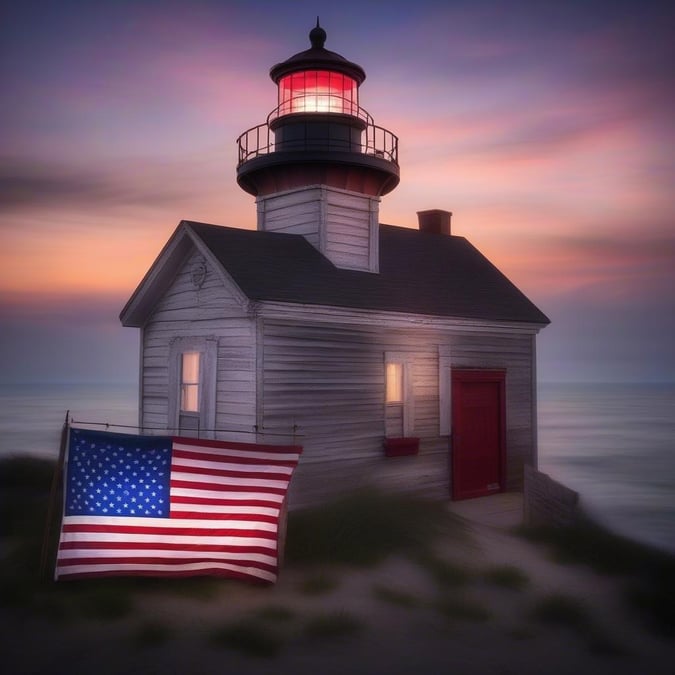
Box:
170;479;286;494
57;556;277;572
59;540;276;555
56;568;273;583
170;495;281;508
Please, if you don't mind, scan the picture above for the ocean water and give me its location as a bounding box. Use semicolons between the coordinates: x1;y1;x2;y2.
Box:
0;381;673;553
0;383;139;460
538;382;675;554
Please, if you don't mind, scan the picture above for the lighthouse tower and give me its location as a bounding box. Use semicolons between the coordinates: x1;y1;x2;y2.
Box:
236;22;399;273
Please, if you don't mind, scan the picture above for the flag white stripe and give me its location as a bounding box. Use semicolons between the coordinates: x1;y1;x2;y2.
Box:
56;562;276;583
63;515;276;531
60;531;276;548
169;487;285;502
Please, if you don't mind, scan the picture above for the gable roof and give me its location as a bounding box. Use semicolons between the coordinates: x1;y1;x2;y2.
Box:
124;220;548;327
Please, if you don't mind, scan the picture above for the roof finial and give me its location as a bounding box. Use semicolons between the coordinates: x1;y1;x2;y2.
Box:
309;17;326;49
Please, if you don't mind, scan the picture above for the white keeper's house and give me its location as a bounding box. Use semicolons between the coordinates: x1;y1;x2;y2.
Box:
120;23;549;507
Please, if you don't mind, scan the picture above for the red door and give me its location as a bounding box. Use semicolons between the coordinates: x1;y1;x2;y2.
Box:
451;370;506;500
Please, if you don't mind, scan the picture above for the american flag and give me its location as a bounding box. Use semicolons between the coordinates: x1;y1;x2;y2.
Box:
55;428;302;583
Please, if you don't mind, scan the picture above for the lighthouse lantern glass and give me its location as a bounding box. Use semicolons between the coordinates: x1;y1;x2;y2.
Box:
278;70;358;116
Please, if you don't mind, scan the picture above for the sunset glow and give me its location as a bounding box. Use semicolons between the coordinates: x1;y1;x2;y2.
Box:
1;1;673;384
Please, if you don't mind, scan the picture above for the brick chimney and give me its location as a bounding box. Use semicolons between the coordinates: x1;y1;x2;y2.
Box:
417;209;452;236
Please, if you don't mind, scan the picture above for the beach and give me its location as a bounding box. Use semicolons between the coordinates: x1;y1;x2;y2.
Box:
1;488;673;675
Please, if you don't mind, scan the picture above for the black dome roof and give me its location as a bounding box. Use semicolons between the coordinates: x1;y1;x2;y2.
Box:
269;22;366;84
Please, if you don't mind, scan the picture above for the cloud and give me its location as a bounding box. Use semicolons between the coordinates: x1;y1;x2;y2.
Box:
0;156;215;213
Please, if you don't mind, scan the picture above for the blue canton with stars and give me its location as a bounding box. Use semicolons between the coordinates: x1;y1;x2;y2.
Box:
65;429;173;518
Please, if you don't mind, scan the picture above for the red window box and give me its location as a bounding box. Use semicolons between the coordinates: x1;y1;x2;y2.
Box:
383;437;420;457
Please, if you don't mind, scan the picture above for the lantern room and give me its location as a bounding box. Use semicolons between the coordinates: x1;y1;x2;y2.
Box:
236;21;399;198
276;70;359;117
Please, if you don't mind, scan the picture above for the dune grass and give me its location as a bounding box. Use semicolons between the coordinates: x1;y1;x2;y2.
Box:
285;488;468;568
482;564;530;590
1;464;471;640
132;620;174;648
372;584;422;608
253;605;295;622
436;595;492;623
530;593;624;656
415;552;472;588
303;611;362;639
297;572;340;595
530;593;591;628
518;518;675;637
209;619;285;657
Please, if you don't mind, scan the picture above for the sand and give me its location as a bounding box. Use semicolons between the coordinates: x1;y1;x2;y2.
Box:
2;494;673;675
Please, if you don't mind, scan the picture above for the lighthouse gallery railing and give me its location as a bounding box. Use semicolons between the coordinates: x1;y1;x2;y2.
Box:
236;99;399;167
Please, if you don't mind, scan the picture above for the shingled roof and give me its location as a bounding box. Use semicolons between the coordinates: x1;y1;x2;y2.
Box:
185;221;549;325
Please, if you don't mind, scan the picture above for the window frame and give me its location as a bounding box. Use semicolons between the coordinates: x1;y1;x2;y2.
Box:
438;345;452;436
384;352;414;437
168;337;217;437
180;351;201;414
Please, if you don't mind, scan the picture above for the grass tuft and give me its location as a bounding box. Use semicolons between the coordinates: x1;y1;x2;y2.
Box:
482;565;530;590
133;621;173;648
530;593;625;656
303;611;363;639
254;605;295;622
506;626;535;640
518;517;675;637
625;574;675;638
209;619;284;657
372;584;422;608
530;593;590;629
285;489;466;568
517;518;671;576
298;573;340;595
416;553;471;588
78;585;135;621
0;455;56;492
436;595;492;623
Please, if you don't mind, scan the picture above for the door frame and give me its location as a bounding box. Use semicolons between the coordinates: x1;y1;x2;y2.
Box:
451;369;506;500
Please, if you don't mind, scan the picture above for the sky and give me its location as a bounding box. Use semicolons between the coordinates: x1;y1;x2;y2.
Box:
1;0;674;384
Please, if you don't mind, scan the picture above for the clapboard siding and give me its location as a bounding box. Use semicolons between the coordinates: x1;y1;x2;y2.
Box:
258;318;537;504
257;188;321;247
139;250;257;439
258;185;377;272
324;190;373;271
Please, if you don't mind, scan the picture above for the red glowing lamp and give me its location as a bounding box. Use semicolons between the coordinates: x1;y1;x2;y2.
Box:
277;70;358;116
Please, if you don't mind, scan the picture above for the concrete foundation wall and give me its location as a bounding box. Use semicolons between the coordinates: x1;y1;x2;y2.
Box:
523;464;580;527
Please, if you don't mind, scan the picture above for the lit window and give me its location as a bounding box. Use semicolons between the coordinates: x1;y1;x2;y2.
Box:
180;351;200;413
385;353;414;438
386;362;403;403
